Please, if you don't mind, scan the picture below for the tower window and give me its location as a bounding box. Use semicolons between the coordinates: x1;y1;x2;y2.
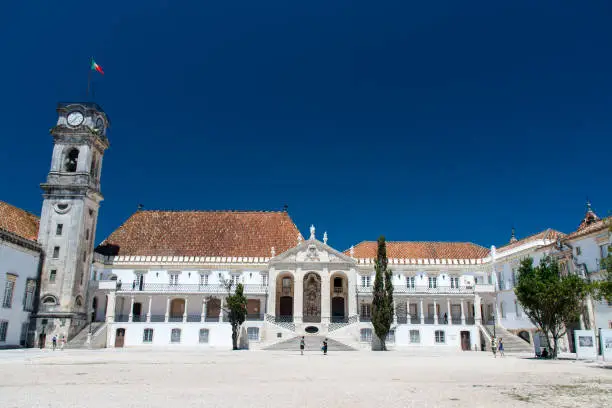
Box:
49;270;57;282
83;251;87;262
52;246;60;258
56;224;63;236
86;229;90;241
64;149;79;172
3;274;17;308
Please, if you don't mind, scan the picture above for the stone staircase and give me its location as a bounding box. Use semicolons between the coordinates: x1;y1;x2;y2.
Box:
483;324;532;353
263;335;356;351
65;322;107;349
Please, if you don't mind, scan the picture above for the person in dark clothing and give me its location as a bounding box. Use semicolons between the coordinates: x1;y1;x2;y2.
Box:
300;336;305;355
322;339;328;355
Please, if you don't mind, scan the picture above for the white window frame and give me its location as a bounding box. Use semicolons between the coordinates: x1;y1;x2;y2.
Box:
52;246;60;258
170;328;181;343
143;328;153;343
169;273;179;286
360;328;373;342
361;303;371;318
450;277;459;289
406;276;415;288
435;330;445;344
428;276;437;289
0;321;8;342
361;275;371;287
247;327;260;341
410;329;420;343
23;279;36;311
199;273;209;286
3;275;16;308
199;328;209;343
386;329;395;343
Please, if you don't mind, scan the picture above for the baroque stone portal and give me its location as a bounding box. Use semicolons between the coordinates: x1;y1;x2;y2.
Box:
303;272;321;323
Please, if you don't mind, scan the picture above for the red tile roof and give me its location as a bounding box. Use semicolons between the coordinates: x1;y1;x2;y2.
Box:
348;241;489;260
496;229;564;254
565;218;609;241
0;200;40;243
96;210;300;257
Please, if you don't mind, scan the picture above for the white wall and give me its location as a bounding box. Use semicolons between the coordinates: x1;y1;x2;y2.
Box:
0;241;40;347
357;323;478;349
99;268;266;286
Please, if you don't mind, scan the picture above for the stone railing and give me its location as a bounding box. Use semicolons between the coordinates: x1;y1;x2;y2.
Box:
265;314;295;332
114;283;268;294
356;286;475;295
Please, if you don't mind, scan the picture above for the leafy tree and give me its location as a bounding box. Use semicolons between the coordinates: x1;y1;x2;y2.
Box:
515;257;588;358
371;236;394;351
223;281;248;350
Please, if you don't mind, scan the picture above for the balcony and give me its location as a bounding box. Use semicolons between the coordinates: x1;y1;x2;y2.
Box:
281;287;292;296
356;285;475;295
474;284;495;293
333;287;344;295
113;283;268;294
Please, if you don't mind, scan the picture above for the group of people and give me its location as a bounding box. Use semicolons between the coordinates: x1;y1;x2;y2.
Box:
299;336;328;355
491;337;504;357
51;334;67;350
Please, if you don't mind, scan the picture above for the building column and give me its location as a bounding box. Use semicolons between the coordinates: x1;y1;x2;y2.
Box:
201;299;207;322
294;269;303;324
321;269;330;324
165;296;170;322
183;297;189;323
460;299;466;325
128;296;135;322
433;299;438;324
419;298;424;324
474;294;482;325
147;296;152;322
105;291;116;323
267;267;276;318
406;299;411;324
393;298;398;324
219;297;224;322
447;298;452;325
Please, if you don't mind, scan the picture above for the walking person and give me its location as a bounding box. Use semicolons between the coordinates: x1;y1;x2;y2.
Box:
52;335;57;351
60;335;66;350
491;337;497;358
322;338;328;355
498;338;504;357
443;313;448;324
300;336;305;355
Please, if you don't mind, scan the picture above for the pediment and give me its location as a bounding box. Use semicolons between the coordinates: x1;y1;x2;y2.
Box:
271;239;356;265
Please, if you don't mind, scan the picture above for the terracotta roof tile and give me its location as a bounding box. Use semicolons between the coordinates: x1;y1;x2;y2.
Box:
565;218;609;241
0;200;40;242
347;241;489;260
496;229;564;254
96;210;300;258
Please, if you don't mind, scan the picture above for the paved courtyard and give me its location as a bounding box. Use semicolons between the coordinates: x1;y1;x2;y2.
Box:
0;349;611;407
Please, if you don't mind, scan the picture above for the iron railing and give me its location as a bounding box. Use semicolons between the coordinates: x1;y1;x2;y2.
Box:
356;286;475;294
114;283;268;294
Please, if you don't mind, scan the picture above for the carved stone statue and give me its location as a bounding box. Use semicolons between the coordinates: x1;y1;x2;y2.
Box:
310;224;315;240
303;273;321;321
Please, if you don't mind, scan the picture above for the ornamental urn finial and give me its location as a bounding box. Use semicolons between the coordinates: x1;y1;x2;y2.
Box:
310;224;315;240
271;247;276;257
298;233;303;244
323;231;328;245
350;245;355;258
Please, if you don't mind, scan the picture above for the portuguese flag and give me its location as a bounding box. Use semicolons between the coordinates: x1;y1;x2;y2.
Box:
90;58;104;75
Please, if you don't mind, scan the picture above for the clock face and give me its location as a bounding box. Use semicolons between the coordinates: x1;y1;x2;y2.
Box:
95;117;104;130
67;111;84;127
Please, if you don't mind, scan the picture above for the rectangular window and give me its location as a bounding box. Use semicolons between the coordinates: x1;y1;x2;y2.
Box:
428;277;437;289
360;328;373;342
361;276;371;287
0;321;8;342
361;303;371;318
49;270;57;282
143;328;153;343
20;322;28;346
86;229;90;241
410;330;420;343
282;277;291;287
386;329;395;343
200;274;208;285
171;328;181;343
514;300;521;318
83;251;87;262
56;224;63;236
169;273;179;285
435;330;445;343
406;276;415;288
3;275;16;308
247;327;260;341
230;275;240;286
52;246;60;258
450;277;459;289
576;246;581;256
261;274;268;286
23;279;36;311
199;328;209;343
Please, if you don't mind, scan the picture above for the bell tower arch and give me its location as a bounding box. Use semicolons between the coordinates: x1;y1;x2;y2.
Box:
36;102;110;341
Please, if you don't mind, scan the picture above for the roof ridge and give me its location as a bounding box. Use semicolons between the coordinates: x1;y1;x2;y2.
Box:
135;209;286;214
0;200;40;219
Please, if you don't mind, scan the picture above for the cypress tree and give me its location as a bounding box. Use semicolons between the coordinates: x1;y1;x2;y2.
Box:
371;236;394;351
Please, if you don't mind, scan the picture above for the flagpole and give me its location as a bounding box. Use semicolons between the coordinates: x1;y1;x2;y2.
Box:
87;57;92;100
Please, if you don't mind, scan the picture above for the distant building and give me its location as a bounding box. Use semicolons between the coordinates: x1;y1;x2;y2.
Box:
0;201;42;348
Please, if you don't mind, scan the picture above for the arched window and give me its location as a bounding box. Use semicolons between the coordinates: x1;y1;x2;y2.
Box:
75;296;83;307
42;295;58;305
64;148;79;172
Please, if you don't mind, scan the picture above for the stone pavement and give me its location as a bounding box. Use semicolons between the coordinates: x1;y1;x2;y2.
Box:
0;348;610;407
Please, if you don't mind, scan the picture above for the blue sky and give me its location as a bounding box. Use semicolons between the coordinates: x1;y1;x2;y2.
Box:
1;1;610;250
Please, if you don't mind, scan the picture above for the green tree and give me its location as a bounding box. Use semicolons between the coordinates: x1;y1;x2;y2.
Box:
371;236;394;351
514;257;588;358
224;282;248;350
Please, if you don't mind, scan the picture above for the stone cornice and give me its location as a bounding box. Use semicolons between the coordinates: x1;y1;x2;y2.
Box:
0;228;42;253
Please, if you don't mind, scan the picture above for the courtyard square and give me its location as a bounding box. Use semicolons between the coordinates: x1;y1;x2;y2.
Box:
0;349;610;408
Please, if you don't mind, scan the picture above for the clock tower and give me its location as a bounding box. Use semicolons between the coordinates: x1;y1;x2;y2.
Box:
36;102;110;342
